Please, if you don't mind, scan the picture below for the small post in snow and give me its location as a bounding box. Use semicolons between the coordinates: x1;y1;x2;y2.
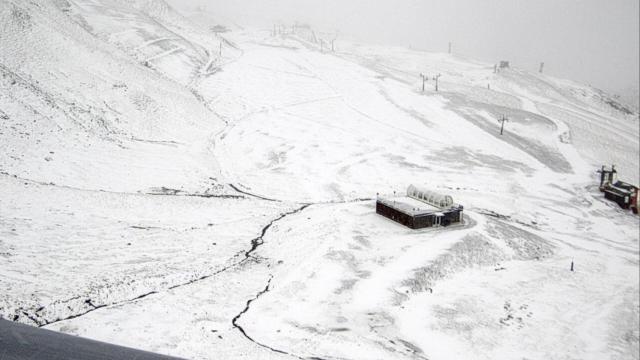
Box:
539;62;545;73
219;42;222;56
570;259;574;272
420;73;429;92
432;73;441;92
498;115;509;135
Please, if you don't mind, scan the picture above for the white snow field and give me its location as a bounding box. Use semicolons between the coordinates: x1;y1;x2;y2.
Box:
1;1;639;359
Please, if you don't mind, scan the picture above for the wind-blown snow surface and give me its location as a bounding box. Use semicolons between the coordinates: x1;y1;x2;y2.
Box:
1;1;639;359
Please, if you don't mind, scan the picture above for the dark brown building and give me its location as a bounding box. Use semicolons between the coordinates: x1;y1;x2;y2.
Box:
376;185;463;229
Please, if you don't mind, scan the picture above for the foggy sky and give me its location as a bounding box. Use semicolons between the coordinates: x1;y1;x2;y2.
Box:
169;0;639;100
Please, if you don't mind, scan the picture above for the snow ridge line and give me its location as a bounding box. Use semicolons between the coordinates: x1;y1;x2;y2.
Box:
228;183;281;202
472;207;539;229
306;197;374;206
0;171;243;199
9;290;158;328
147;186;246;199
38;291;157;328
231;276;305;360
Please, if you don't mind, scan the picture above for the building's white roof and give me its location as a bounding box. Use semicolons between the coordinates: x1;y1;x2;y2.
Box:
377;196;440;216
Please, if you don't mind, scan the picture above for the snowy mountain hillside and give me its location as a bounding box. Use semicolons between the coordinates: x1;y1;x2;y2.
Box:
62;0;240;84
1;1;638;360
0;0;230;194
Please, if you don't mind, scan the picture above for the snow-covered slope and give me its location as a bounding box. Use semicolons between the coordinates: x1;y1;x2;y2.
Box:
1;1;638;360
0;0;229;193
62;0;233;84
